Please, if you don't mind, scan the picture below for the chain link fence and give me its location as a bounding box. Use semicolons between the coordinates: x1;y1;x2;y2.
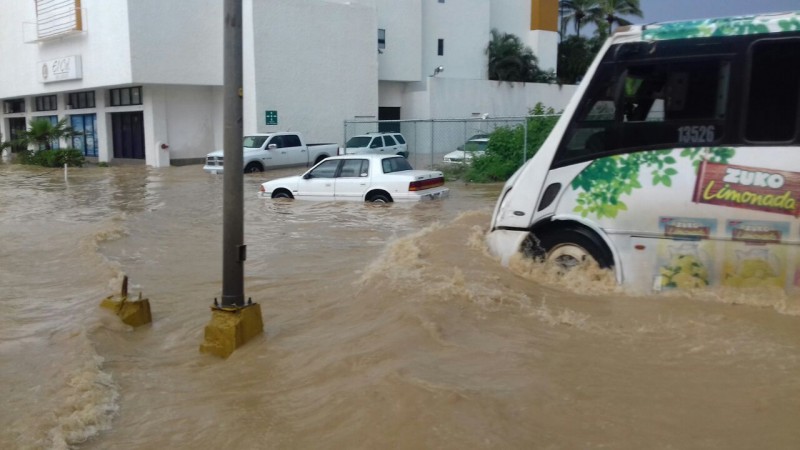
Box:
343;118;531;170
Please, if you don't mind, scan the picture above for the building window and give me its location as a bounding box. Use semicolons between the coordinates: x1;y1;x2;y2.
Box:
3;99;25;114
438;39;444;56
378;29;386;50
35;95;57;112
109;87;143;106
439;0;445;3
71;114;98;157
67;91;95;109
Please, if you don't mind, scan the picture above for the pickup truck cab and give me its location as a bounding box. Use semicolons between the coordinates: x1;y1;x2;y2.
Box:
203;132;339;174
259;154;448;202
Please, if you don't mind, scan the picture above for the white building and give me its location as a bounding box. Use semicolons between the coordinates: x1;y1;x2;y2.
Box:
0;0;574;167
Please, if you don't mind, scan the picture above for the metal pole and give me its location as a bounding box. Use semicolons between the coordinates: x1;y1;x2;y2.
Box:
221;0;245;307
523;116;528;163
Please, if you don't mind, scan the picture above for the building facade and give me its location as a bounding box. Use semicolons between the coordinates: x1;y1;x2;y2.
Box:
0;0;571;167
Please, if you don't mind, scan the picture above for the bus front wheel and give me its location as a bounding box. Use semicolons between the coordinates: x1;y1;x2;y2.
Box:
525;227;613;270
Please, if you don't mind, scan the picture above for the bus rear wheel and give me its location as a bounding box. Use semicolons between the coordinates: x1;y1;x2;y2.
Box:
525;227;613;270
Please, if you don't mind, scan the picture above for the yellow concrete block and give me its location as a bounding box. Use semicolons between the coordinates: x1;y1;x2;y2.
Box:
199;303;264;358
99;295;152;327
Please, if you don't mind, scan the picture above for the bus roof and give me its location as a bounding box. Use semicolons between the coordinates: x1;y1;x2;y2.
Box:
639;10;800;41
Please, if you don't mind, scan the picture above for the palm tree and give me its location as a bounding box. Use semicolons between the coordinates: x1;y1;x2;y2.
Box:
559;0;602;37
486;29;545;82
599;0;643;29
15;117;75;151
0;133;11;157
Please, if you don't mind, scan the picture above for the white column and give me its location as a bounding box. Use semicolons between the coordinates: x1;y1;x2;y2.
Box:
143;85;171;168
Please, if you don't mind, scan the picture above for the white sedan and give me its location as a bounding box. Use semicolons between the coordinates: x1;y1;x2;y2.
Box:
442;137;489;164
258;154;449;202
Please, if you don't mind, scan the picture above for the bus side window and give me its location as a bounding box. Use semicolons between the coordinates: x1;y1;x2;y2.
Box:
745;38;800;142
618;60;728;150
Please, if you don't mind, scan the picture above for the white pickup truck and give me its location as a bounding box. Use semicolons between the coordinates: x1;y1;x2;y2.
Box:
203;132;339;174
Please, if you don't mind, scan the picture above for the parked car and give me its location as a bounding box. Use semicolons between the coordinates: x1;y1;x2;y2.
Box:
443;136;489;164
342;132;408;158
259;154;449;202
203;132;339;174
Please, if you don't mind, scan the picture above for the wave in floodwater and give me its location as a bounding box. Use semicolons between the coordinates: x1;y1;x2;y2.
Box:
0;223;131;450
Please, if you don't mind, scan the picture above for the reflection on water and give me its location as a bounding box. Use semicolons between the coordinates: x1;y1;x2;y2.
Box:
1;164;799;449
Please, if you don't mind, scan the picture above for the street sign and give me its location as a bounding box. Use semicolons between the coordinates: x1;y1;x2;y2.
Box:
265;110;278;125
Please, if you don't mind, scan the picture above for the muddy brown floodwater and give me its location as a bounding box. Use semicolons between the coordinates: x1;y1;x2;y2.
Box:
1;163;799;449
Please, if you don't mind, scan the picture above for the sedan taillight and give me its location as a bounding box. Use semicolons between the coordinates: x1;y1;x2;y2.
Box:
409;177;444;191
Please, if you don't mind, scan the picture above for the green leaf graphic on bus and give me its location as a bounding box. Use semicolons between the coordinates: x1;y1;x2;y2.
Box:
680;147;735;172
778;18;800;32
642;13;800;41
571;147;736;219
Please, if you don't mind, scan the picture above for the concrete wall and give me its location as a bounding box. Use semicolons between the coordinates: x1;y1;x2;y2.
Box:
427;78;577;119
490;0;531;39
249;0;377;144
158;85;220;161
128;0;222;85
376;0;422;82
422;0;491;81
0;0;135;98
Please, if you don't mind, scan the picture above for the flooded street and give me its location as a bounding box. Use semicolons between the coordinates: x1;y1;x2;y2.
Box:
1;163;799;449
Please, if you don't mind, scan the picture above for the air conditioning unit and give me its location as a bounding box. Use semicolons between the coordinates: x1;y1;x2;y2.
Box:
65;104;73;110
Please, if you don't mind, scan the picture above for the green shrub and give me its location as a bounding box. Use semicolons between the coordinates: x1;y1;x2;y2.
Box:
434;161;470;182
465;103;559;183
18;148;85;168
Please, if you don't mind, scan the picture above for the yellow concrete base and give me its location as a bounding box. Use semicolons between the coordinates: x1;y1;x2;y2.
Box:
199;303;264;358
99;294;152;327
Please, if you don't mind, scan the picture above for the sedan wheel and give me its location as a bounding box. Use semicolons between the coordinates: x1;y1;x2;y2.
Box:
369;193;391;203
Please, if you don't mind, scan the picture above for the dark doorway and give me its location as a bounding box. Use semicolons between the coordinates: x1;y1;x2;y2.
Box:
378;107;401;133
111;112;145;159
7;118;26;152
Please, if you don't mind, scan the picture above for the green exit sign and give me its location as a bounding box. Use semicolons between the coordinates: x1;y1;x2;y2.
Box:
265;110;278;125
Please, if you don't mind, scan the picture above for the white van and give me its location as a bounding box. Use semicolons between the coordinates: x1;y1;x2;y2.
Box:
488;11;800;294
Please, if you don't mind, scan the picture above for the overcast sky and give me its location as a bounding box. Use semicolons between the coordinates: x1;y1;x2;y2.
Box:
637;0;799;23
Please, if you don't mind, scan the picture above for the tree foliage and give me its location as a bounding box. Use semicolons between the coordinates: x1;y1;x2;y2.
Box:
466;103;559;183
11;118;84;167
18;148;85;167
557;0;642;84
560;0;603;37
560;0;642;35
486;29;555;83
599;0;643;28
14;117;76;151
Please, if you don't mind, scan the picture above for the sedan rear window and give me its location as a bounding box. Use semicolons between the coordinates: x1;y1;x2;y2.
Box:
382;157;412;173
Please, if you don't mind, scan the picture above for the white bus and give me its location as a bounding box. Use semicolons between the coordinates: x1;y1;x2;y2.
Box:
487;11;800;294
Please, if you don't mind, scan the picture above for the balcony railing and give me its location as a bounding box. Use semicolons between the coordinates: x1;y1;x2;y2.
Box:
23;1;87;43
